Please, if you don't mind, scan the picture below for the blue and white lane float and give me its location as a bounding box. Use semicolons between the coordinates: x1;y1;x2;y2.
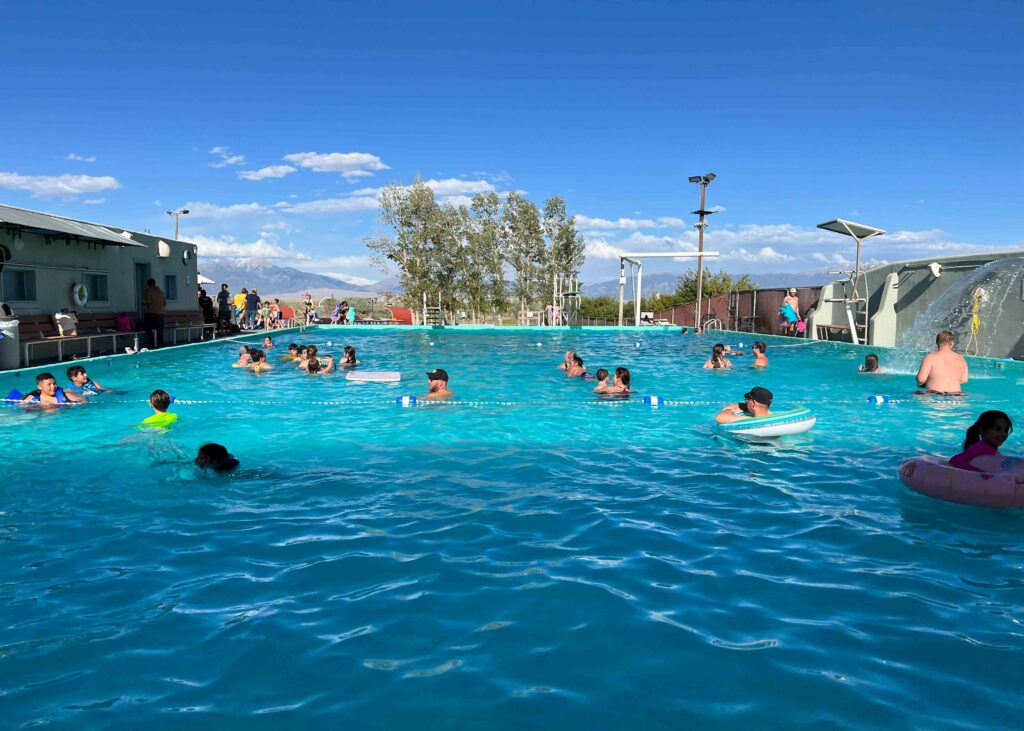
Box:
717;407;816;438
899;456;1024;509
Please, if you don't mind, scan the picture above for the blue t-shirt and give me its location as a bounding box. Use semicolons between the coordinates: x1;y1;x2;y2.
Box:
245;292;260;310
67;379;102;396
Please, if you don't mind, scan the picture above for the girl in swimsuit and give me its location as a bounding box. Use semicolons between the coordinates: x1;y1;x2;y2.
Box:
703;343;732;369
340;345;360;367
949;411;1021;474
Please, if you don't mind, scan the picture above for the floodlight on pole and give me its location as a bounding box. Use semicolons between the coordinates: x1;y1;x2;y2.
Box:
688;173;717;328
166;208;189;240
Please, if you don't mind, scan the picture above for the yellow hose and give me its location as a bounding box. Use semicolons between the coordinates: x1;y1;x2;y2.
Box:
965;289;983;356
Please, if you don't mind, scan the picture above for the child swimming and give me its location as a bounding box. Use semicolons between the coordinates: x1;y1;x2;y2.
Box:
340;345;360;367
66;365;111;395
263;336;275;350
281;343;299;360
949;411;1020;474
249;350;273;372
593;368;611;393
20;371;87;406
141;389;178;430
600;367;631;395
195;443;240;473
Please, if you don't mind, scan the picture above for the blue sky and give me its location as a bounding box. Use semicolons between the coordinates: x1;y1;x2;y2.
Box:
2;0;1022;285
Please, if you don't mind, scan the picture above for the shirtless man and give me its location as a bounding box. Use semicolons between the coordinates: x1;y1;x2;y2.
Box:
422;368;453;400
715;386;772;424
916;330;968;395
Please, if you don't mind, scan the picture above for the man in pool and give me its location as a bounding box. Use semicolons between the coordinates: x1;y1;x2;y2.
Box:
422;368;453;400
715;386;772;424
915;330;968;395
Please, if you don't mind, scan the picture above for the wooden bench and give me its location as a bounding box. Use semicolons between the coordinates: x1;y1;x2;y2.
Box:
163;311;216;345
19;313;138;366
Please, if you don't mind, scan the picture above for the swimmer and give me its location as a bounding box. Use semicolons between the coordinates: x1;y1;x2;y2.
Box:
340;345;361;367
66;365;111;395
195;443;240;473
949;411;1022;474
593;367;611;393
558;350;576;370
304;354;334;374
140;389;178;430
859;353;882;373
680;327;689;334
751;341;768;368
232;346;253;367
703;343;732;369
601;367;631;395
565;353;587;378
281;343;300;361
297;344;318;369
422;368;453;400
915;330;968;395
715;386;772;425
20;371;86;406
263;336;275;350
249;350;273;372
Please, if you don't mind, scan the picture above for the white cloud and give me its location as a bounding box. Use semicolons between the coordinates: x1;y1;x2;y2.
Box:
82;198;106;205
65;153;96;162
183;201;272;219
421;178;494;196
208;146;246;168
722;246;794;263
283;151;390;179
185;234;291;259
238;165;297;181
323;273;375;286
584;238;625;260
0;172;121;198
576;215;685;231
284;196;379;214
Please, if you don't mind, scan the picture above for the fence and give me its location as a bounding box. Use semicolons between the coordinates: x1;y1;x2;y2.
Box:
654;286;822;334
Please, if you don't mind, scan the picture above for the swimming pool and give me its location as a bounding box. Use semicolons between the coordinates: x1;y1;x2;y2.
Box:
2;327;1022;728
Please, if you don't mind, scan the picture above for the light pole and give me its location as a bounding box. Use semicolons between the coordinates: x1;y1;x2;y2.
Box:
687;173;716;329
166;208;189;239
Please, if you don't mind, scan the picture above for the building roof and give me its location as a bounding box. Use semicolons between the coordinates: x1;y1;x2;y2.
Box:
0;203;147;248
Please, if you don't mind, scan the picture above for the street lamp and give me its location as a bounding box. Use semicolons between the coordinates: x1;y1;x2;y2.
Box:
166;208;189;239
688;173;717;329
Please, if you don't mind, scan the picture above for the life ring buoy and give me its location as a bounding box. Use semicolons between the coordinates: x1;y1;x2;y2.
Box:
718;407;817;438
71;282;89;307
898;456;1024;509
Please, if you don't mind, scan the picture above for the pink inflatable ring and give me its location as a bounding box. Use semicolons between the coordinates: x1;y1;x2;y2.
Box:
898;456;1024;509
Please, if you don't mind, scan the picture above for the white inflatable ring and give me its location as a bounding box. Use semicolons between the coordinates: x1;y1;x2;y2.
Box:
345;370;401;383
718;407;816;438
899;456;1024;509
71;282;89;307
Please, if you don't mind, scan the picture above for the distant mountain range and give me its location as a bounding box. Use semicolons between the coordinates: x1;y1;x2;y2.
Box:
580;271;832;298
197;257;398;300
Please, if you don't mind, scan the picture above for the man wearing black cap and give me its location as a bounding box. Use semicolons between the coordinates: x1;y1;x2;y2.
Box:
715;386;772;424
422;368;453;400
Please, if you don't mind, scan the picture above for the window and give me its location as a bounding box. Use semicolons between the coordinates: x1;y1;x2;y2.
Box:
164;274;178;301
2;268;36;301
84;273;109;302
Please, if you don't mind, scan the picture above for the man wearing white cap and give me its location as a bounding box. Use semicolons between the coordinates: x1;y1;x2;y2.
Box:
781;288;801;336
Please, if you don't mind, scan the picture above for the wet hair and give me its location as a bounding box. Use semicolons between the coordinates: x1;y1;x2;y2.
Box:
572;354;584;367
288;343;299;351
864;354;879;372
753;341;767;353
307;345;318;357
595;368;609;382
67;365;87;380
343;345;356;363
263;336;274;344
149;389;171;412
195;443;239;473
937;330;955;347
614;367;631;388
307;357;322;374
963;411;1012;451
36;371;56;385
250;350;266;363
711;343;727;367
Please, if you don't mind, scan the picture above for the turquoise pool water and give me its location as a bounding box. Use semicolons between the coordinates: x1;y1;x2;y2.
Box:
2;327;1023;728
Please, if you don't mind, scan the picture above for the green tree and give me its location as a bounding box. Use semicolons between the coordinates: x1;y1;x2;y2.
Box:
542;195;586;306
469;191;507;319
673;267;757;305
500;192;546;313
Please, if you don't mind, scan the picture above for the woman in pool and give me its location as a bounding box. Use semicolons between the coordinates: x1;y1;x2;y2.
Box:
297;345;318;369
565;353;587;378
703;343;732;369
948;411;1021;474
751;341;768;368
340;345;360;367
558;350;577;371
859;354;882;373
601;367;631;395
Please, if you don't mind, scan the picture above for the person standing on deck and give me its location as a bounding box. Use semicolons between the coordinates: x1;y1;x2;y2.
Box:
216;283;232;323
244;288;261;330
142;278;166;349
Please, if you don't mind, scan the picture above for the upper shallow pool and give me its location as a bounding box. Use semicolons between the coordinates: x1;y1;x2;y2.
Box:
1;327;1022;729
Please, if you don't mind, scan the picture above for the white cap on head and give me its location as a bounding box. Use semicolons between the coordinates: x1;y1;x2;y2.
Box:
788;288;797;294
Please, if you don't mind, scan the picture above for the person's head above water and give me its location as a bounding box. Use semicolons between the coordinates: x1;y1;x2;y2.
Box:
426;368;449;383
863;353;879;372
67;365;89;385
572;354;584;367
595;368;609;383
195;443;239;473
614;367;630;388
35;372;58;395
752;341;767;354
149;389;172;413
962;410;1013;451
744;386;773;407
